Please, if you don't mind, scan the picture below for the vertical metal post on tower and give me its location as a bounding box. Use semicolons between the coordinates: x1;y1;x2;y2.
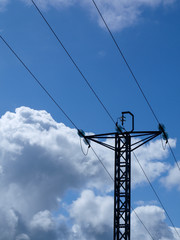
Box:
114;132;131;240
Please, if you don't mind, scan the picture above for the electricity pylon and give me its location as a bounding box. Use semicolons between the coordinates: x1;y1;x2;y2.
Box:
84;112;164;240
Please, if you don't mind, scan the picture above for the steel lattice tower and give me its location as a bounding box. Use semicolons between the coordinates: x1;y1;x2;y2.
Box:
114;132;131;239
85;112;163;240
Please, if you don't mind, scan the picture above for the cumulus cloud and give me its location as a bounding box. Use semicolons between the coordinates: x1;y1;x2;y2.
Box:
30;210;55;231
0;106;177;239
70;190;113;239
131;205;178;240
161;161;180;190
69;191;179;240
131;138;176;187
0;107;113;218
0;106;114;239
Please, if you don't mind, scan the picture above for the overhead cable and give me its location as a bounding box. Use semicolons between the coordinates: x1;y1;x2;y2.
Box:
91;0;159;124
131;206;155;240
91;0;180;172
31;0;116;126
2;3;177;238
91;146;114;181
133;152;180;239
30;2;179;236
0;34;157;240
0;35;78;130
0;34;113;186
168;142;180;171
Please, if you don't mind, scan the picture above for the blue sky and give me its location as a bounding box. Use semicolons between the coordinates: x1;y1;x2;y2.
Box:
0;0;180;239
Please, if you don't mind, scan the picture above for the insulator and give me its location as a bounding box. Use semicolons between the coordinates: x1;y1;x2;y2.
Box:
116;124;123;133
158;124;168;143
78;129;85;138
83;138;90;146
158;123;166;132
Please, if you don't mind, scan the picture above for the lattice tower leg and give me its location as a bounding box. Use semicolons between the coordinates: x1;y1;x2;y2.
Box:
113;133;131;240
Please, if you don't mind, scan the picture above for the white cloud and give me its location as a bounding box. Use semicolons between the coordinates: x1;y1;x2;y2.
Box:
0;106;113;220
0;106;114;239
1;0;176;31
15;234;30;240
26;0;176;31
161;161;180;190
0;106;177;239
131;138;176;187
135;199;159;206
131;205;178;240
30;210;55;231
80;0;176;31
70;190;113;231
70;190;114;240
69;191;179;240
171;227;180;240
0;208;18;240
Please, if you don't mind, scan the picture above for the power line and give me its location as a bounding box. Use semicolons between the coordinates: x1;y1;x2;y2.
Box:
0;38;157;240
91;0;180;172
0;37;154;239
31;0;116;126
0;32;116;192
133;152;180;239
0;34;114;186
1;6;176;239
31;0;180;176
168;141;180;171
0;35;78;130
0;30;115;189
91;0;180;233
131;206;155;240
91;146;114;182
29;2;179;236
91;0;159;124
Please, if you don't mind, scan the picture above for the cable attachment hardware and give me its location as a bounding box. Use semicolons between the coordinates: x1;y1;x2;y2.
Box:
115;123;124;134
78;129;91;148
116;111;134;133
158;124;169;144
121;115;126;126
